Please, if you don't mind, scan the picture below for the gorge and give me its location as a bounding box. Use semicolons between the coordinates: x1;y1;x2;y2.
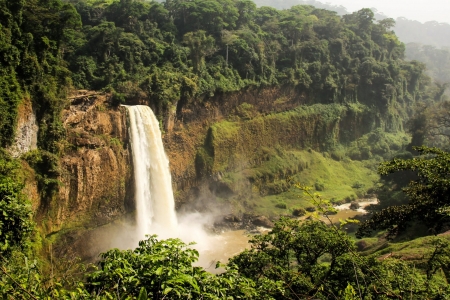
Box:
3;0;450;297
38;87;392;262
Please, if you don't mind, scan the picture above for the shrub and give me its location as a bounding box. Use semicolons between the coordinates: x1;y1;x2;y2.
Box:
352;181;364;189
292;207;306;217
111;92;126;106
314;181;324;191
305;206;316;212
23;150;61;199
275;202;287;209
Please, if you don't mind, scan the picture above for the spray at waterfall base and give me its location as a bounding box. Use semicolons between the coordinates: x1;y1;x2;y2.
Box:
123;105;249;269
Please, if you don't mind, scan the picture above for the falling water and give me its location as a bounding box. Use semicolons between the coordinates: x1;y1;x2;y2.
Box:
126;105;178;239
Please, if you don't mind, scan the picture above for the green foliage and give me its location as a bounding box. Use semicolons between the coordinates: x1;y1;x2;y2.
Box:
23;150;61;200
274;201;287;209
87;236;203;298
0;179;32;257
406;43;450;85
87;235;276;299
0;152;33;257
215;146;380;218
0;0;437;160
314;180;324;191
2;186;450;299
292;206;306;216
0;0;449;298
407;100;450;150
358;146;450;238
352;181;364;189
347;129;410;160
230;217;391;299
0;0;79;151
111;91;126;107
56;0;434;122
229;186;450;299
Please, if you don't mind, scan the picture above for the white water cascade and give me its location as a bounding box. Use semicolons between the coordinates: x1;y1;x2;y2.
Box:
126;105;178;240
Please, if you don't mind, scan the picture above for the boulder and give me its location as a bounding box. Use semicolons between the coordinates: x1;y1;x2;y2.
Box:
350;201;360;210
223;214;241;223
252;216;274;228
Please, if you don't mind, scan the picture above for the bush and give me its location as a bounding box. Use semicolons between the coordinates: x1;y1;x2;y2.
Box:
0;153;33;256
330;145;346;161
314;181;325;191
305;206;316;212
0;179;33;256
352;181;364;189
292;207;306;217
349;201;360;210
111;92;126;106
23;150;60;199
275;202;287;209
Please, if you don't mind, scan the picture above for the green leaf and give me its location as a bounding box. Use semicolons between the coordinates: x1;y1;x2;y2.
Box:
155;267;163;275
138;287;147;300
163;287;173;295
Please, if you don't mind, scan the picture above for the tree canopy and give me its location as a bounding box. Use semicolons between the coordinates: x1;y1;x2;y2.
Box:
0;0;443;150
358;146;450;238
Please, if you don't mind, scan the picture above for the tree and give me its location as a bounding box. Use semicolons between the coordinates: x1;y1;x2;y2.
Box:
0;152;33;257
230;217;362;298
87;235;276;299
183;30;216;72
221;29;238;66
358;146;450;238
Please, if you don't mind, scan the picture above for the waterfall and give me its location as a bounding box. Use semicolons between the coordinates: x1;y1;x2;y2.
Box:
126;105;178;239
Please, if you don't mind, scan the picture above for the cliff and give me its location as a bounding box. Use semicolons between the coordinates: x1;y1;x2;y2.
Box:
16;86;406;259
7;98;39;158
24;92;134;259
164;86;398;209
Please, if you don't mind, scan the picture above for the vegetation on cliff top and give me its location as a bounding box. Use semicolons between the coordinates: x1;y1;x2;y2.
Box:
0;0;442;149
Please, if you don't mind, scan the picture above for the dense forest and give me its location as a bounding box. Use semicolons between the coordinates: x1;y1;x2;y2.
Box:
1;0;441;150
1;0;450;298
254;0;450;48
395;19;450;49
406;44;450;85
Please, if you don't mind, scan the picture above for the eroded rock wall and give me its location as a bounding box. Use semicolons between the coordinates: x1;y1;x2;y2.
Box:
8;97;38;158
37;91;134;236
21;86;393;259
163;87;375;206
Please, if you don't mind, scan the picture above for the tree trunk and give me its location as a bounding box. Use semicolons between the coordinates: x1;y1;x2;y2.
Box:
226;44;229;67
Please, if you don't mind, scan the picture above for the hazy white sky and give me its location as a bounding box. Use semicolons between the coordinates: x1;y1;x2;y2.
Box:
322;0;449;24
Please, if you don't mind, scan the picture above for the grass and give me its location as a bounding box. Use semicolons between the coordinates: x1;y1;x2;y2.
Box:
358;233;450;264
202;103;411;219
208;103;350;173
220;149;380;218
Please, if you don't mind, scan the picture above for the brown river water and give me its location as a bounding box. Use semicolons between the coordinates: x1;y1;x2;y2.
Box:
196;199;378;272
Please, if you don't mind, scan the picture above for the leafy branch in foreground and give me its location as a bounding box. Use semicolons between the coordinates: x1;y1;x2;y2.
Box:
86;235;275;299
2;180;450;298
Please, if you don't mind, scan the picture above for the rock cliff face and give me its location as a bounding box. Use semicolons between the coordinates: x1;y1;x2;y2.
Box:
37;91;134;238
20;87;400;260
8;98;38;158
164;87;306;203
163;87;378;208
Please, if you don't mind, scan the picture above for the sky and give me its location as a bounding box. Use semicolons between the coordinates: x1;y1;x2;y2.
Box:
322;0;449;24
